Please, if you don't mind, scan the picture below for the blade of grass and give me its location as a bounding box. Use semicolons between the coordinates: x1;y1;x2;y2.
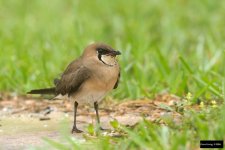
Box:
193;76;223;98
179;56;194;74
121;126;151;149
179;56;223;98
155;49;170;74
192;82;210;102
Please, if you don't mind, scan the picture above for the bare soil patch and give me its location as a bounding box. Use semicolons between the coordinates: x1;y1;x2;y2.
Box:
0;93;183;149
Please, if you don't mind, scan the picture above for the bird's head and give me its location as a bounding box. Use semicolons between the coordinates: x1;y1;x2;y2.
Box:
82;43;121;66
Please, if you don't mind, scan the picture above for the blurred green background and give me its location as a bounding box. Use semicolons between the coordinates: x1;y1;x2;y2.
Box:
0;0;224;100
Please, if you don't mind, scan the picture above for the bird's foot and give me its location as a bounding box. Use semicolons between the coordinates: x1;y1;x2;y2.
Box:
71;126;83;133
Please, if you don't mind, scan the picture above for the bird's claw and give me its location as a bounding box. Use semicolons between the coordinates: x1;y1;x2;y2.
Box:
71;126;83;133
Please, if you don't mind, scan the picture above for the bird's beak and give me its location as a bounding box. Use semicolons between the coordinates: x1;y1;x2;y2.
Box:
111;50;121;56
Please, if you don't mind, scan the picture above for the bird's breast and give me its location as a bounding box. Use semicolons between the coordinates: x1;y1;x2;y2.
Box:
70;64;119;104
97;64;119;89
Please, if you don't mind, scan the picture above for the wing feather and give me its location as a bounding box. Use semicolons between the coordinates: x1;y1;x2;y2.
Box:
113;71;120;89
55;58;91;96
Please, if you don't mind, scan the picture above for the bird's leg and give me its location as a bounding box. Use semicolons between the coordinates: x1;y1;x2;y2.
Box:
94;101;107;130
71;101;83;133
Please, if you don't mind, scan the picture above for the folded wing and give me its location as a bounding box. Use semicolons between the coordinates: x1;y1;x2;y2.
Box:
55;61;91;96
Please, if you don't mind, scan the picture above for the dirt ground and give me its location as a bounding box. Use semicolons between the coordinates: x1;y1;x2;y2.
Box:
0;93;183;150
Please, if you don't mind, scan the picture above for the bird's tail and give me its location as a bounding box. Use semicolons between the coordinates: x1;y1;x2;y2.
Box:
27;87;56;95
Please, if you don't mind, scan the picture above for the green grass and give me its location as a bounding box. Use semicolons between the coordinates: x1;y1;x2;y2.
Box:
0;0;224;100
1;0;225;149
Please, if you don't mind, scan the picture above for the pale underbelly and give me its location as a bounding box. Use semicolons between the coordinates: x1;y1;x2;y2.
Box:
70;91;107;104
54;91;107;105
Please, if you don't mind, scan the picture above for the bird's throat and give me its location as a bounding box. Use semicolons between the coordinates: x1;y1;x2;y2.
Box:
98;54;116;67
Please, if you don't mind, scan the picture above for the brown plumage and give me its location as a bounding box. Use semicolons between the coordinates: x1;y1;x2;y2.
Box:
28;43;121;133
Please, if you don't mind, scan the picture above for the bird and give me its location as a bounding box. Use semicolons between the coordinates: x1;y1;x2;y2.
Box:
27;43;121;133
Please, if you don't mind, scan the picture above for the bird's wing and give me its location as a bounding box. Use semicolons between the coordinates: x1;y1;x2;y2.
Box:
113;70;120;89
55;59;91;96
54;59;81;87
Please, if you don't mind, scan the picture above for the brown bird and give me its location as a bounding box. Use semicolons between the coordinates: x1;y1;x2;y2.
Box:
28;43;121;133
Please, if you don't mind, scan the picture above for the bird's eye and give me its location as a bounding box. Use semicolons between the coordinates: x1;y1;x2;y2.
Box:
97;48;104;52
97;48;105;54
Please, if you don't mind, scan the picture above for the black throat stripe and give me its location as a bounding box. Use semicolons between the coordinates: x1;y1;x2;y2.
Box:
98;54;113;67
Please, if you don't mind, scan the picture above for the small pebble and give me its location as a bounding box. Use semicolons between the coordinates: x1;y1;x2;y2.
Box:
39;117;51;121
